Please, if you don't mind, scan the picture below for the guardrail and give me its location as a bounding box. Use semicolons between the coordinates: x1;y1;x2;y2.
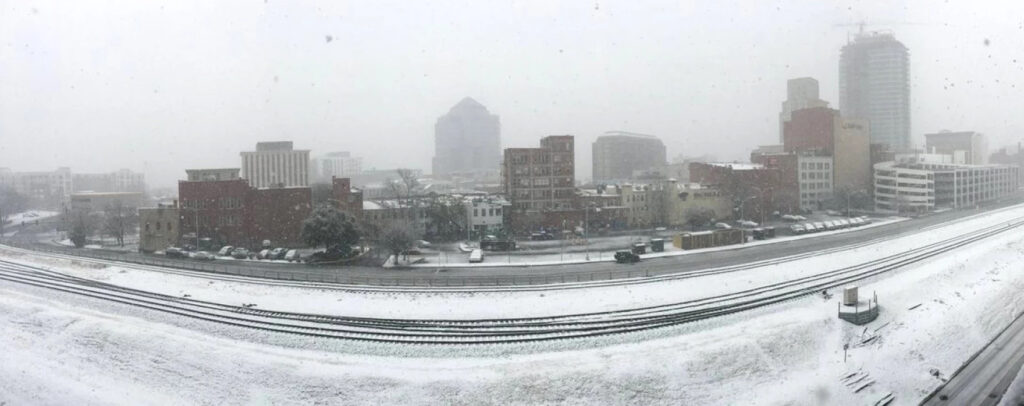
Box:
0;240;663;288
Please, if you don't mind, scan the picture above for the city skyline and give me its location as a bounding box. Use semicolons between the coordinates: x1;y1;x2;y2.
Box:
4;1;1024;189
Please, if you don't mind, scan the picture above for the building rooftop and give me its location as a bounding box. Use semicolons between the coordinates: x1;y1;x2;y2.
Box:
705;162;765;171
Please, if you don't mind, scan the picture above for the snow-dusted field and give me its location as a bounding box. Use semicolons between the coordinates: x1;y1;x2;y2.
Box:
3;205;1024;404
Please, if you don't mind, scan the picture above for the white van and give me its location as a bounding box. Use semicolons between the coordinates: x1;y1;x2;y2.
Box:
469;249;484;263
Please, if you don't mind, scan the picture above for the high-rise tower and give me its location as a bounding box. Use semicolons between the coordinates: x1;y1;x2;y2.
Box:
432;97;501;178
839;32;910;150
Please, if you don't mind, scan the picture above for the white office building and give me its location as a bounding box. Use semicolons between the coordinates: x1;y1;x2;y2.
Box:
312;151;363;182
798;156;834;211
874;154;1019;213
240;141;310;189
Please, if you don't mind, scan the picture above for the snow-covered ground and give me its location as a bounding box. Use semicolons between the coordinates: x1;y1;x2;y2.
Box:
1;210;59;237
3;205;1024;404
402;217;903;268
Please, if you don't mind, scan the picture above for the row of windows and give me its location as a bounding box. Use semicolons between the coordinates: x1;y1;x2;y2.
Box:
800;172;830;180
801;182;831;190
472;208;502;217
181;197;244;209
144;222;174;232
800;162;831;170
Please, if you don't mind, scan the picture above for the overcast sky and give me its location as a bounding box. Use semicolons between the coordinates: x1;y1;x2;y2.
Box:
3;0;1024;188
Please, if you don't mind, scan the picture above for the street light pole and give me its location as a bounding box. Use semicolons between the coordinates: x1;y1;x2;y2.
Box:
584;205;590;261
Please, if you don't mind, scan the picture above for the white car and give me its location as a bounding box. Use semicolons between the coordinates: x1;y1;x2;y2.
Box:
738;220;759;228
789;224;806;234
803;223;818;233
714;222;732;230
469;249;484;263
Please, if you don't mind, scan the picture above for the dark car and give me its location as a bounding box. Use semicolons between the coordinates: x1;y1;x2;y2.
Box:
231;248;250;259
530;232;555;241
268;247;288;260
165;247;188;258
614;251;640;264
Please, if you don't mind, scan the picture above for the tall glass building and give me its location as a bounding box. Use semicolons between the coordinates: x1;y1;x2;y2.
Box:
839;32;910;151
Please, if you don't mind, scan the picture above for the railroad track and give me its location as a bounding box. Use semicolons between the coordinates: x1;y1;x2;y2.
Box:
1;217;1021;344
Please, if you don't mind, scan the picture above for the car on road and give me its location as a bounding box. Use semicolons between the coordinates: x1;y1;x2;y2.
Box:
469;249;484;263
614;251;640;264
530;232;555;241
230;248;250;259
191;251;216;261
268;247;288;260
165;247;187;258
217;246;234;256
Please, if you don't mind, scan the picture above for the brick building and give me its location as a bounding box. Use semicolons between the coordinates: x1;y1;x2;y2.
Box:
331;177;363;217
783;107;871;197
502;135;576;233
688;162;795;222
178;171;313;248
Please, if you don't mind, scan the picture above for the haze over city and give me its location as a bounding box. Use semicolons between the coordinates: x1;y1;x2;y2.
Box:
3;0;1024;188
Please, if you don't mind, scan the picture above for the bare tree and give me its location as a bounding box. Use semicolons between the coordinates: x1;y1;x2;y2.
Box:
380;223;417;264
103;201;137;247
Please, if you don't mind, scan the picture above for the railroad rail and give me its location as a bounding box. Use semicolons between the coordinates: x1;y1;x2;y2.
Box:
1;217;1021;344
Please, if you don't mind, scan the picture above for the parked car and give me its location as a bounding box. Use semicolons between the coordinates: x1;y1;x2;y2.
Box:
714;222;732;229
789;224;806;234
530;232;555;241
838;219;850;228
614;251;640;264
654;226;667;231
794;215;807;221
284;249;301;262
813;222;826;231
803;223;818;233
782;214;799;222
415;240;432;248
469;248;484;263
230;248;250;259
860;216;872;225
738;220;759;228
217;245;234;256
192;251;216;261
268;247;287;260
257;249;271;260
823;221;836;230
825;210;841;216
165;247;188;258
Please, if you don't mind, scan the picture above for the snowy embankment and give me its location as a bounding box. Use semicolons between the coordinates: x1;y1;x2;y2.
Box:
0;206;1016;321
3;212;1024;404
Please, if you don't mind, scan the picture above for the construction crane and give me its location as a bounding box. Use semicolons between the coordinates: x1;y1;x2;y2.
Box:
833;21;929;41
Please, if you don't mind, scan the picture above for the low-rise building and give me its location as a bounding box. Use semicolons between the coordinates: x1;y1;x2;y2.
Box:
464;196;510;236
138;202;180;253
874;154;1019;213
